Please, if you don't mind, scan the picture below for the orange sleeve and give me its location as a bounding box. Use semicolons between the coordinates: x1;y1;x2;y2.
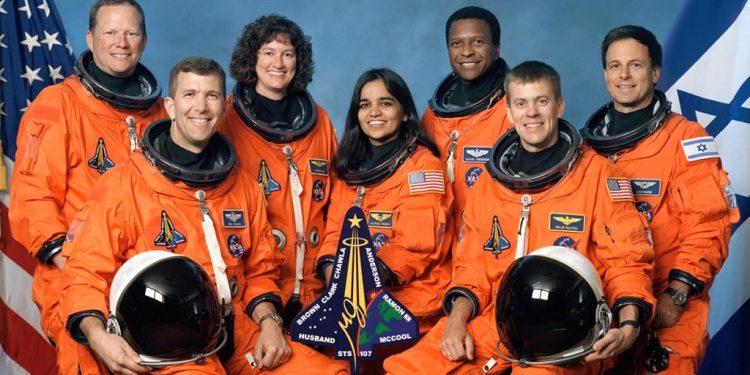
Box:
316;178;347;263
444;177;495;316
377;191;450;285
61;178;134;320
9;86;76;257
590;163;655;317
669;123;738;288
240;181;284;308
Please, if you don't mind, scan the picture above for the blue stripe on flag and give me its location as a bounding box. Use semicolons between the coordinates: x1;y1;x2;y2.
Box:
676;77;750;137
686;152;720;160
682;137;713;146
698;299;750;375
659;0;750;373
657;0;748;92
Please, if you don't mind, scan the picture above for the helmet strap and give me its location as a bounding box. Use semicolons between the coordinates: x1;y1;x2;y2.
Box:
514;194;533;259
106;313;122;335
195;189;233;315
282;145;307;302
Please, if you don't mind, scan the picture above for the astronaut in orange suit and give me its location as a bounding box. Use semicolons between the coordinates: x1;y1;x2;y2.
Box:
316;69;453;341
220;14;337;325
9;1;165;373
60;57;345;375
421;6;514;224
384;61;655;375
581;25;739;374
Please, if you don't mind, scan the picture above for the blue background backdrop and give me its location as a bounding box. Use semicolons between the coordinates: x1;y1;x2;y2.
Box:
56;0;682;134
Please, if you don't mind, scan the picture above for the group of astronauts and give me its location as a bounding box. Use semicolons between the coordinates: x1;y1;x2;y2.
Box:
9;0;739;374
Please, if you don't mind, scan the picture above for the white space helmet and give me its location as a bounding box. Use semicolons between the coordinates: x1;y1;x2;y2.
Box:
107;251;226;367
495;246;612;366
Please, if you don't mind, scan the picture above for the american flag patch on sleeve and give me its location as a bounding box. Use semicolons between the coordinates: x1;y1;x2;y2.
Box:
408;170;445;195
606;177;634;202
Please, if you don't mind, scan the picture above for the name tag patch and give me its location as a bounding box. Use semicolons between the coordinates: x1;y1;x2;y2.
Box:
549;213;585;233
368;211;393;228
462;146;492;163
223;210;246;228
308;159;330;176
631;179;661;196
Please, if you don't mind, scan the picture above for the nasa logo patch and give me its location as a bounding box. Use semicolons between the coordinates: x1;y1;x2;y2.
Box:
313;180;326;202
372;233;390;251
553;236;579;249
636;201;654;223
227;234;245;258
465;167;483;188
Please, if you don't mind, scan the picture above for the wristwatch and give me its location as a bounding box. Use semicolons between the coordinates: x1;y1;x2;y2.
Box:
619;319;640;338
258;312;284;328
665;287;688;307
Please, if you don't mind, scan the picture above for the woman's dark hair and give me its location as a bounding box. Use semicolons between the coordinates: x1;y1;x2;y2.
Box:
229;14;314;94
334;68;439;176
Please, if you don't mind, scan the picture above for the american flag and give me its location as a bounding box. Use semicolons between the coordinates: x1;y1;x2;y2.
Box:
408;170;445;195
606;177;634;202
0;0;74;374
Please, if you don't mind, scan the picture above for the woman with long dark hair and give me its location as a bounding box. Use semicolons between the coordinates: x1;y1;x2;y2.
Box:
316;68;454;364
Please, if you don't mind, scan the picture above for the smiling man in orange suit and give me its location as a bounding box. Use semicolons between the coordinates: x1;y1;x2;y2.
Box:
581;25;740;374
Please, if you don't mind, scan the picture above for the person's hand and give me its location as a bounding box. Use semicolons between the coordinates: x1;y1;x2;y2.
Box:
440;316;474;361
584;325;638;362
254;319;291;369
51;252;67;271
651;292;684;329
84;318;151;374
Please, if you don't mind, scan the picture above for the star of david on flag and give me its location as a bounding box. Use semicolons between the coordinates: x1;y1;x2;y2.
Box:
657;0;750;373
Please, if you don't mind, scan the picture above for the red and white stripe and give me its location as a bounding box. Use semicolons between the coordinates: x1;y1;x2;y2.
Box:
606;177;635;202
408;171;445;195
0;157;57;375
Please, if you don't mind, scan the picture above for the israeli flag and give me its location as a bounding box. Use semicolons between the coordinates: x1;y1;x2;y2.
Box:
658;0;750;373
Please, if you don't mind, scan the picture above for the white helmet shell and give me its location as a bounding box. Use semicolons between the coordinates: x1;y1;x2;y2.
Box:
527;246;605;300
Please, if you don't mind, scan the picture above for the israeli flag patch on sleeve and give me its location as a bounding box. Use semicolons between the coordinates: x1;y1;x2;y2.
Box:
681;136;720;162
